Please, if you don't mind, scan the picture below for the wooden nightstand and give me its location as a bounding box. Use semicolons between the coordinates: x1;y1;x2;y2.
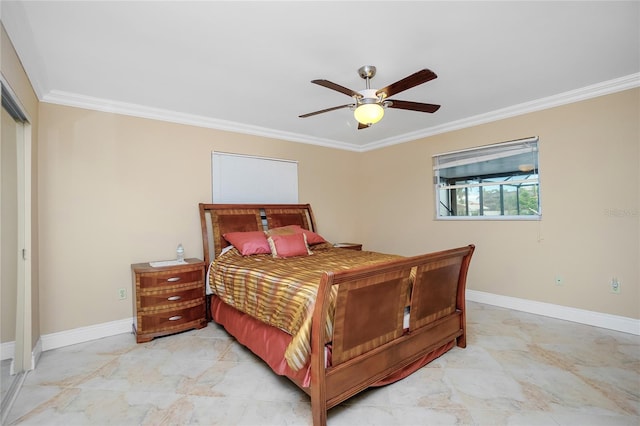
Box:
334;242;363;251
131;258;207;343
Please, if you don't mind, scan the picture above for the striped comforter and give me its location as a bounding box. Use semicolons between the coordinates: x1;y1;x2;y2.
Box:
209;243;402;371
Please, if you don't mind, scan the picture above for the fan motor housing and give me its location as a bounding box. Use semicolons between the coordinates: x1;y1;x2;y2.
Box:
357;89;380;103
358;65;377;80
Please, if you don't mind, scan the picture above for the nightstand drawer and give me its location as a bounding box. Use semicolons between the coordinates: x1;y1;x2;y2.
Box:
139;269;202;289
139;302;205;332
138;285;203;310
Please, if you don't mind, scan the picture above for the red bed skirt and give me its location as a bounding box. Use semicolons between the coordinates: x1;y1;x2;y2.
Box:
210;295;455;389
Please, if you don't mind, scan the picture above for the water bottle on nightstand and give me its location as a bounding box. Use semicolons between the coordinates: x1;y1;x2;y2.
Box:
176;243;184;262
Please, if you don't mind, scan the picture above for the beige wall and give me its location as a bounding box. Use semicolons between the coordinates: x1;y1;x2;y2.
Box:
33;88;639;336
37;105;362;333
37;88;639;338
1;23;40;348
359;88;639;319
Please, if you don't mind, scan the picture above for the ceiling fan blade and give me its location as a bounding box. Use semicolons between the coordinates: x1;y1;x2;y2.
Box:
299;103;353;118
311;80;363;99
386;100;441;113
376;69;437;99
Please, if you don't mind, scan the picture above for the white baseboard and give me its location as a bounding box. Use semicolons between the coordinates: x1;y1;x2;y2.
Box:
41;317;133;352
11;294;640;360
1;340;15;361
467;290;640;336
2;338;42;371
3;320;131;365
31;338;42;370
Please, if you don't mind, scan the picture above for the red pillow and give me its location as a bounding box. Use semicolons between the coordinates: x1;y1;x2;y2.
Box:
266;225;326;245
267;233;312;258
223;231;271;256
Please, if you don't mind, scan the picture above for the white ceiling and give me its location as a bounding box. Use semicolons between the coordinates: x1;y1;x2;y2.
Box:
2;1;639;152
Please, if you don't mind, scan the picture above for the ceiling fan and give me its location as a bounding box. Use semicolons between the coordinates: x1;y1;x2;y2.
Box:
299;65;441;129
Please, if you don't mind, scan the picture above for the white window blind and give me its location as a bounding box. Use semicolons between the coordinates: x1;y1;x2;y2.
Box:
211;152;298;203
433;137;539;173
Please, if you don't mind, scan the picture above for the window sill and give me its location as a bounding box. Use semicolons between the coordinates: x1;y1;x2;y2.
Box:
435;215;541;221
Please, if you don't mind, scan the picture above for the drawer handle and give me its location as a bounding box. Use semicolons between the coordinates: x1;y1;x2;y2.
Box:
168;315;182;321
167;277;181;282
167;295;181;301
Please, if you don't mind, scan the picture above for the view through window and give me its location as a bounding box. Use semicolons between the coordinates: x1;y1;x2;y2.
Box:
433;137;540;219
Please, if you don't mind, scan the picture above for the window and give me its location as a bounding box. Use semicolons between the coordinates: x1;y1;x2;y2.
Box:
433;137;540;220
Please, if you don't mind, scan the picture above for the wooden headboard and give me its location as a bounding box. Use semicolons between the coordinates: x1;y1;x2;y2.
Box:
199;203;318;266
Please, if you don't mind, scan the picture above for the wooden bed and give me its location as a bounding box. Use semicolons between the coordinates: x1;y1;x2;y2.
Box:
199;203;475;425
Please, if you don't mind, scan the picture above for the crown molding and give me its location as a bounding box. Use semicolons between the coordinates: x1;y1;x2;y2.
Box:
41;90;361;152
360;73;640;152
42;73;639;153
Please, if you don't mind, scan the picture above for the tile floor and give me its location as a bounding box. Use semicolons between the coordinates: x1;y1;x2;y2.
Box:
4;302;639;425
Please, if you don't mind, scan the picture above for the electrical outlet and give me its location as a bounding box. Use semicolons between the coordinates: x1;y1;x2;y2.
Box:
118;288;127;300
610;278;621;294
555;276;563;286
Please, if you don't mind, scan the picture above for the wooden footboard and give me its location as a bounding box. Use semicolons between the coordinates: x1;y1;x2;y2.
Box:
310;244;475;426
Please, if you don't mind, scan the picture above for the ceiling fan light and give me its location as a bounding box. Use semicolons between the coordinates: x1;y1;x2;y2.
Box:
354;103;384;125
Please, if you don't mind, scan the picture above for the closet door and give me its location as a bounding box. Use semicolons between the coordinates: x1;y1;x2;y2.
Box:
1;85;32;422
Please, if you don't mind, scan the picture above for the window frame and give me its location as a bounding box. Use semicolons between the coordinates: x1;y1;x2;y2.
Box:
433;137;541;221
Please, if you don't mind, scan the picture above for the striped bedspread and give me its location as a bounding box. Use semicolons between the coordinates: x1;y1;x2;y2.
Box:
209;243;402;371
